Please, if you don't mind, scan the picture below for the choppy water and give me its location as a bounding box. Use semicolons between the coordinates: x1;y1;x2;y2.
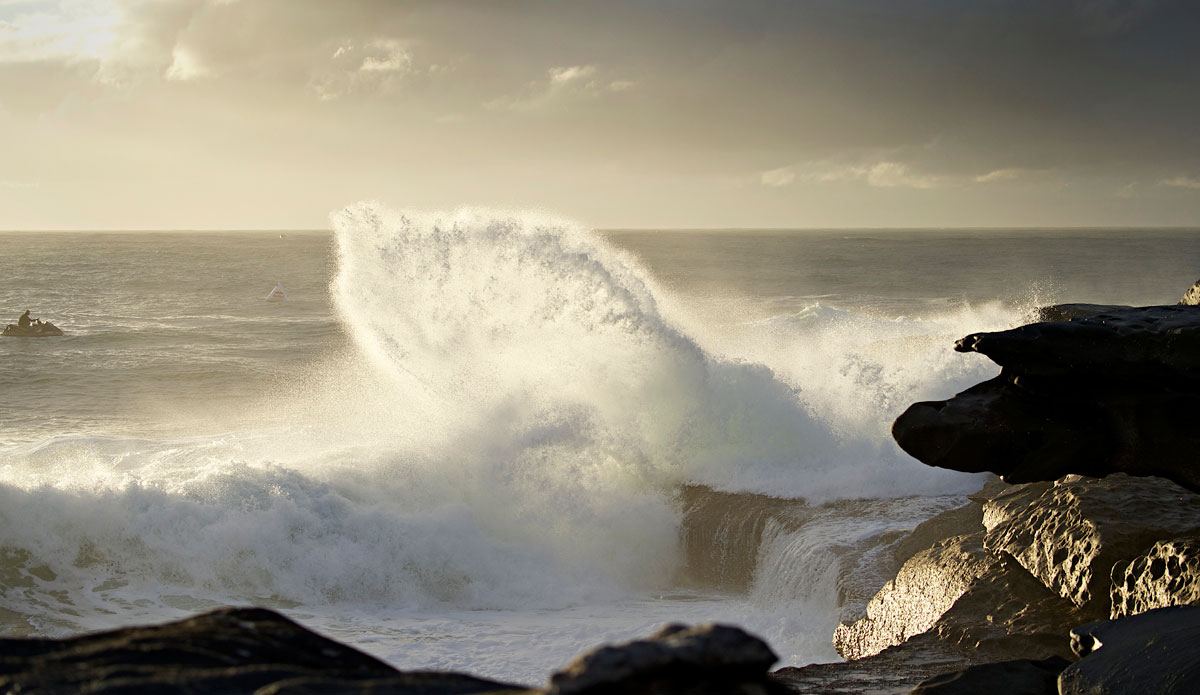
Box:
0;213;1197;684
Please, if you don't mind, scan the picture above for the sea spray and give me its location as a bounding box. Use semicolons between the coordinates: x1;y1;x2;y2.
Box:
0;217;1050;679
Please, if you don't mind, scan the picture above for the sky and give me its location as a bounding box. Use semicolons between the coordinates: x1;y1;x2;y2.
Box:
1;0;1199;230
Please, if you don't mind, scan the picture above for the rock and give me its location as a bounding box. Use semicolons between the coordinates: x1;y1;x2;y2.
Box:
1180;278;1200;305
547;623;785;695
1111;536;1200;619
890;477;1008;569
910;656;1069;695
982;475;1200;614
835;525;1093;663
893;305;1200;493
1059;606;1200;694
925;555;1100;660
773;636;995;695
0;607;530;695
834;533;999;660
1035;303;1133;322
954;304;1200;379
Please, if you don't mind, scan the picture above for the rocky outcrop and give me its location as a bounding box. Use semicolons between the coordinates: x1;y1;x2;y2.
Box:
0;607;530;694
910;656;1069;695
1059;606;1200;695
548;623;786;695
0;608;788;695
892;304;1200;493
833;532;999;660
982;475;1200;613
1111;536;1200;619
1180;278;1200;305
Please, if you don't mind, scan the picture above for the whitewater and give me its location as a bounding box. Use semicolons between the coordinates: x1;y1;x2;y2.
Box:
1;209;1197;684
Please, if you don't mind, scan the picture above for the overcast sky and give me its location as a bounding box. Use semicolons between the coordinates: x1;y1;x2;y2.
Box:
2;0;1198;229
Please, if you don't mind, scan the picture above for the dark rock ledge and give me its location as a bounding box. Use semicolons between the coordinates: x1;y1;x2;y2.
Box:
0;608;790;695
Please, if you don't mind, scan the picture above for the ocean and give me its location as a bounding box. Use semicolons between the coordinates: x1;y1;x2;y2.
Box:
1;205;1197;684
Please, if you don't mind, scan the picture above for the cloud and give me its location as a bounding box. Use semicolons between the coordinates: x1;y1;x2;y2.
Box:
309;38;413;100
487;63;634;112
0;0;123;65
164;45;210;81
1162;175;1200;190
864;161;939;189
760;166;795;187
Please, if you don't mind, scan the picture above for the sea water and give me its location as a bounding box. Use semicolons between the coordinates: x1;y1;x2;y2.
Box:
0;208;1197;685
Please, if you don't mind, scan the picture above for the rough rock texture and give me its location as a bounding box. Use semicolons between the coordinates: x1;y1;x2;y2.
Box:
833;533;999;660
982;475;1200;614
547;623;786;695
909;656;1069;695
0;607;530;694
1059;606;1200;695
922;556;1100;660
1181;278;1200;305
892;304;1200;493
1111;535;1200;618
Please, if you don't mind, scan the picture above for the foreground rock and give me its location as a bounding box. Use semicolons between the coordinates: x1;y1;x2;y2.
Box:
0;608;788;695
983;475;1200;614
893;304;1200;493
910;656;1069;695
1059;606;1200;695
549;623;788;694
0;607;529;694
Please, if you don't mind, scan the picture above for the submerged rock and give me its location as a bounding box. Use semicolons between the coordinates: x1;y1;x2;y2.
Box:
1059;606;1200;695
982;475;1200;614
1111;536;1200;619
893;304;1200;493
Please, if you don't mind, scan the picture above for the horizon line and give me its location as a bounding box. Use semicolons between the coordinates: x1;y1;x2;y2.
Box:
2;225;1199;234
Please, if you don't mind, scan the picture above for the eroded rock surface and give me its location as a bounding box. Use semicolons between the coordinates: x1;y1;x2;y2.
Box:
1111;535;1200;619
1059;606;1200;695
1180;278;1200;305
982;475;1200;613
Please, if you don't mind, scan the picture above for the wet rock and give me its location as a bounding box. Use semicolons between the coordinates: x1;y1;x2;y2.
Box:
1111;536;1200;618
982;475;1200;614
954;304;1200;379
910;655;1069;695
833;532;999;660
892;305;1200;494
0;607;530;695
547;623;785;695
1059;606;1200;695
1034;303;1132;322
